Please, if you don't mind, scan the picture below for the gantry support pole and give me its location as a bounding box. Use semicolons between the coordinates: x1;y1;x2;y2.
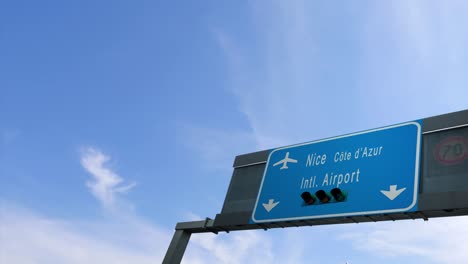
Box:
162;229;192;264
163;218;217;264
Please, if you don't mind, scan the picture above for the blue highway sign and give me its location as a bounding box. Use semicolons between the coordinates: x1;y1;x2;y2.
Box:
251;121;422;223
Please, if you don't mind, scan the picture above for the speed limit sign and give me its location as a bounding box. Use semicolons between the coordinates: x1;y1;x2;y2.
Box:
434;136;468;165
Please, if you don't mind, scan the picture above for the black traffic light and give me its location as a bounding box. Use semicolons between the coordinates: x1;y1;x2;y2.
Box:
331;188;346;202
315;190;330;203
301;191;316;205
301;189;347;206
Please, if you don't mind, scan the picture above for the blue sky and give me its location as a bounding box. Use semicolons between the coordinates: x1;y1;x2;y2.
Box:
1;1;468;263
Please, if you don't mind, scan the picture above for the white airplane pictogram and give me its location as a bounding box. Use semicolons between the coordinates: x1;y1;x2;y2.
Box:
273;152;298;170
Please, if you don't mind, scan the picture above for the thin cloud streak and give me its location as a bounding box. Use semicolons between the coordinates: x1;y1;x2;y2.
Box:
185;231;274;264
80;147;136;209
340;216;468;263
218;1;468;149
359;1;468;123
0;202;170;264
217;1;376;149
0;202;279;264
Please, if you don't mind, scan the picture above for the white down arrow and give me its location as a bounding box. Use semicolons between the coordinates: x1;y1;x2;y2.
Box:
262;199;280;212
380;185;406;200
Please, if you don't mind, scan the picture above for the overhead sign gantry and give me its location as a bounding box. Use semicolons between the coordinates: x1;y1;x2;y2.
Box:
164;109;468;264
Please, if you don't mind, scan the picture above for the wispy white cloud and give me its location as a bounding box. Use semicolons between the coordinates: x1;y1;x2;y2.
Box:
216;1;468;149
340;216;468;263
359;1;468;121
215;4;376;149
80;147;136;209
0;202;279;264
185;231;274;264
178;212;277;264
0;202;170;264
